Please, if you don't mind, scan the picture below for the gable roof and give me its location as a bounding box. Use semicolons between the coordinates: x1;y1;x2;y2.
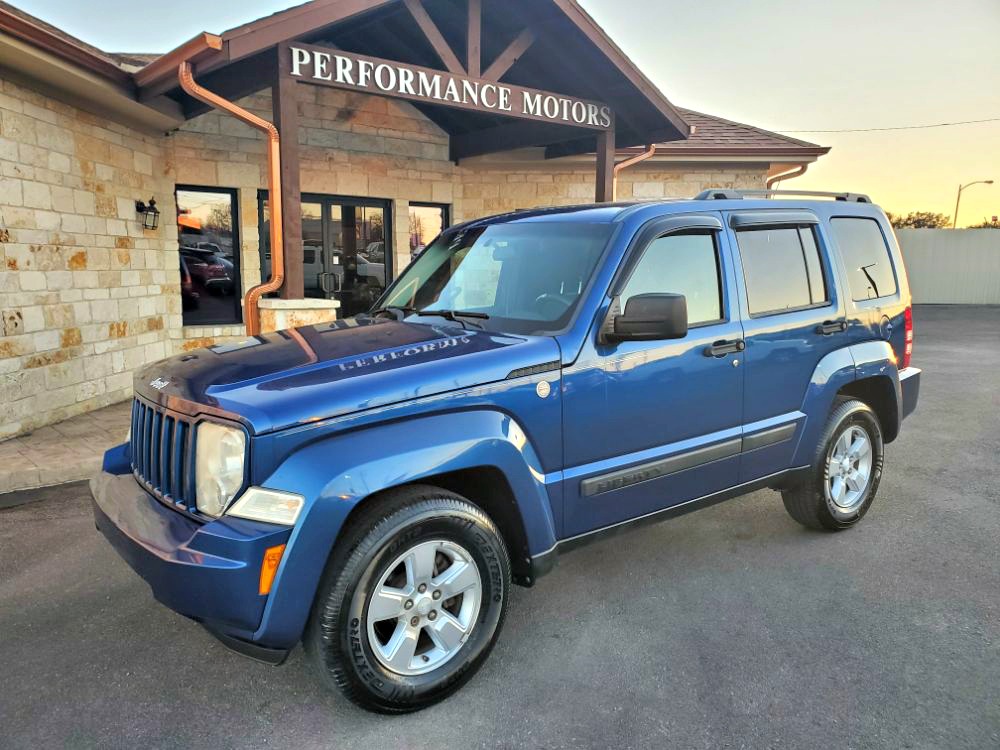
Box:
141;0;691;153
0;0;829;160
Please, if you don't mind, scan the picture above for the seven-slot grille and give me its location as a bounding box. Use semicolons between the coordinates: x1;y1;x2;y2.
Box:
130;398;196;510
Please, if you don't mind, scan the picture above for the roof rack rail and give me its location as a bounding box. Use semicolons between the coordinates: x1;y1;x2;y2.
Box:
695;189;872;203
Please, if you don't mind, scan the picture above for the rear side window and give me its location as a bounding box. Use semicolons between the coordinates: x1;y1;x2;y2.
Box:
736;226;829;316
830;218;898;300
620;232;722;326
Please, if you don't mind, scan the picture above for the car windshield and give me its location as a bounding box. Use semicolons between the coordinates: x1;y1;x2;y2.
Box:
379;222;614;335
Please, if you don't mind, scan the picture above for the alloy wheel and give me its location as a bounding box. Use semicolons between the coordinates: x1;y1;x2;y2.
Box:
825;424;874;511
363;540;482;676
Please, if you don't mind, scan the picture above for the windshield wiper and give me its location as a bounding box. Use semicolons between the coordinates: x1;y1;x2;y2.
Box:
369;305;417;320
416;309;490;330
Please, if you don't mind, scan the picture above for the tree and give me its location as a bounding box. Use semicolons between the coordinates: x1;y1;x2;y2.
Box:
969;217;1000;229
886;211;951;229
204;204;233;233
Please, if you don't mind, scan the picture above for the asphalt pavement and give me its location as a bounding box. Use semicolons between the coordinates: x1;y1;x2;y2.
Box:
1;305;998;749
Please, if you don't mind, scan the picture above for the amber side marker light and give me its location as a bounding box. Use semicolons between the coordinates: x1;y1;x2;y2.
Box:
259;544;286;596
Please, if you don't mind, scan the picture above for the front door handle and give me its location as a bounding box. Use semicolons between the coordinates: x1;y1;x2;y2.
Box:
816;320;848;335
704;339;746;357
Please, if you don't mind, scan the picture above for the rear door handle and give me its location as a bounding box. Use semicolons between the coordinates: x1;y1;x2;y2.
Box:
704;339;746;357
816;320;848;335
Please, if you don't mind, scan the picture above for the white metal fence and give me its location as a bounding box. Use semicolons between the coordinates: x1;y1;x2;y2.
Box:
895;229;1000;304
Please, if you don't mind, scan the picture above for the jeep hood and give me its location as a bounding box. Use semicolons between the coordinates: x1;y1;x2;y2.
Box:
134;318;560;433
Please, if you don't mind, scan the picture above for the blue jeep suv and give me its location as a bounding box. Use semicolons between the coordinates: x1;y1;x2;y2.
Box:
92;190;920;712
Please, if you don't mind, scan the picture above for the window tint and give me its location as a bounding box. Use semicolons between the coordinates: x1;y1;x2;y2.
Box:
800;227;828;304
830;218;898;300
620;232;722;325
736;226;828;315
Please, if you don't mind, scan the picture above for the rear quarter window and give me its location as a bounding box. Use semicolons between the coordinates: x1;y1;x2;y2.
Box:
830;217;898;301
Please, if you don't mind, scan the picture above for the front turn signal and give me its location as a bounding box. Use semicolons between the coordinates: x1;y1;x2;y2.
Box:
259;544;286;596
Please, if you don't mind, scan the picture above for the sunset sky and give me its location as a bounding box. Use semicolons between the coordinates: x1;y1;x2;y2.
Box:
18;0;1000;226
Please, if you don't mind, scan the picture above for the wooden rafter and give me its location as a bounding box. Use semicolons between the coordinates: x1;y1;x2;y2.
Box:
483;28;536;82
402;0;466;76
467;0;482;78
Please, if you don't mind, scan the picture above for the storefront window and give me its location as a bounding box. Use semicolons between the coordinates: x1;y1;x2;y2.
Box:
176;187;242;326
259;193;392;319
409;203;450;260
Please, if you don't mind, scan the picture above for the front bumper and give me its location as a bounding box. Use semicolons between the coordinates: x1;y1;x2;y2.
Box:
91;471;292;645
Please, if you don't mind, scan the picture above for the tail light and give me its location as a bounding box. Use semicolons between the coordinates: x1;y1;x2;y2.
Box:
903;306;913;369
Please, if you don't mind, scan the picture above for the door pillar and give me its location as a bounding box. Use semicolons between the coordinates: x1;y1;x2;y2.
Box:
274;44;304;299
595;116;616;203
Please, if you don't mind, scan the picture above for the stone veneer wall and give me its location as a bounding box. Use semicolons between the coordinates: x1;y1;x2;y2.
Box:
0;78;177;440
1;73;768;440
169;84;458;355
453;164;766;217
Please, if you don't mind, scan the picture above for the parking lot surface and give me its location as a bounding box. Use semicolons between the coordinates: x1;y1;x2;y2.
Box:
1;305;998;749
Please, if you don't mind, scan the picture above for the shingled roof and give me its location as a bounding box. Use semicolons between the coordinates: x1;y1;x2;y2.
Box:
660;108;828;155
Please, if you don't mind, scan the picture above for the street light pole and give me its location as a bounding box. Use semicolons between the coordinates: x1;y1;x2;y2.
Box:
953;180;994;228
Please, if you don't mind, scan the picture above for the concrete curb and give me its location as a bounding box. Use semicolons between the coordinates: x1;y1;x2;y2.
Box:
0;460;102;497
0;479;90;510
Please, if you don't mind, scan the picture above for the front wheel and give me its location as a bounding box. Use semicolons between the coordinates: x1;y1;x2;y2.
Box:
305;486;510;713
782;399;884;531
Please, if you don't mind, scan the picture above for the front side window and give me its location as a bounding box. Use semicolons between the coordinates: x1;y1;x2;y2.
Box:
619;231;723;326
382;222;614;335
736;226;829;316
829;217;898;300
176;187;242;326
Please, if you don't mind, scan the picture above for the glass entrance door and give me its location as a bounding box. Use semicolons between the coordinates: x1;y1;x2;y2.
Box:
260;193;392;318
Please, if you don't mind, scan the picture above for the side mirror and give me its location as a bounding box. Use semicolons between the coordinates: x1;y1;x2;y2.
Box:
608;293;688;342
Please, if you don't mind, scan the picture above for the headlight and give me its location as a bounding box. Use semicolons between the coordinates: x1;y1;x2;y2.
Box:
227;487;304;526
195;422;246;517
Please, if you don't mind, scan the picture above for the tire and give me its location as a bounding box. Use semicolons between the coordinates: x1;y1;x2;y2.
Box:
782;398;884;531
304;485;511;713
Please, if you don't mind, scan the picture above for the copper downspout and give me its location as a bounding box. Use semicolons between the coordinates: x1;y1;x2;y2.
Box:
767;163;808;189
177;61;284;336
613;144;657;201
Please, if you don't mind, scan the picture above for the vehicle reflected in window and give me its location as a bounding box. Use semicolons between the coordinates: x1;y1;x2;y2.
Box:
176;187;242;325
260;194;392;319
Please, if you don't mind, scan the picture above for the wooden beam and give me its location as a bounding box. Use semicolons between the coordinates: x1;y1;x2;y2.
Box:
274;45;304;300
467;0;481;78
450;120;591;161
483;28;536;82
402;0;466;76
595;117;616;203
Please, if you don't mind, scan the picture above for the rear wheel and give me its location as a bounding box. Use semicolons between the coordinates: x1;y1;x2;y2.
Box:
305;486;510;713
782;399;884;531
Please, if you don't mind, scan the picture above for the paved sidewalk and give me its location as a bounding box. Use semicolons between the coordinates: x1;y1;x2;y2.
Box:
0;400;131;495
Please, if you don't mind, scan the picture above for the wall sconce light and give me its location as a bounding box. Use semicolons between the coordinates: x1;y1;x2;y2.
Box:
135;198;160;230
